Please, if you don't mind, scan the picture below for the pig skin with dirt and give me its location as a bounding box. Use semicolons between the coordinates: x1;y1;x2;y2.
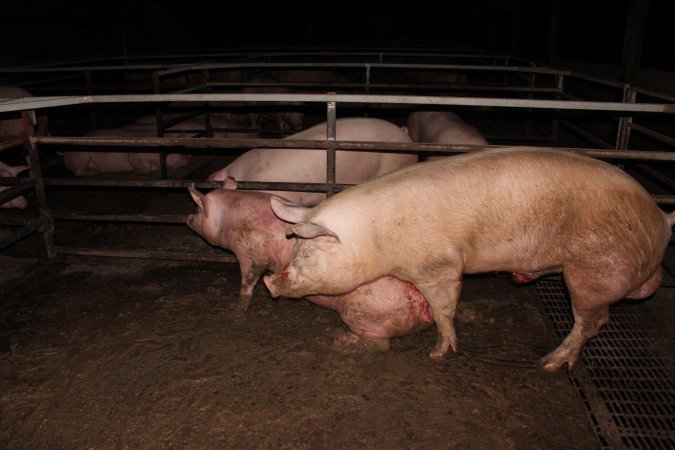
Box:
0;161;30;209
264;147;675;371
206;117;416;205
186;181;432;350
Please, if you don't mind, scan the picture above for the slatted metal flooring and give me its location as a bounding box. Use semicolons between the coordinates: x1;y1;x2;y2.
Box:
536;278;675;449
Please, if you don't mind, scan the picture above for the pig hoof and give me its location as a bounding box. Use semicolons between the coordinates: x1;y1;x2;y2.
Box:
230;299;250;314
429;349;447;359
333;332;390;353
538;354;575;372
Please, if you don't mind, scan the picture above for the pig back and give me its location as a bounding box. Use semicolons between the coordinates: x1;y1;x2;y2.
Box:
311;148;670;275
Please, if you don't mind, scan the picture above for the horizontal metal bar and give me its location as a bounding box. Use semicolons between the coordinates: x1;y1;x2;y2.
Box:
3;93;671;114
629;123;675;146
0;215;31;226
0;219;41;250
0;179;37;203
0;135;27;152
633;165;675;192
43;178;350;192
559;120;614;149
53;246;238;263
52;212;188;223
34;136;675;161
0;61;569;76
652;195;675;205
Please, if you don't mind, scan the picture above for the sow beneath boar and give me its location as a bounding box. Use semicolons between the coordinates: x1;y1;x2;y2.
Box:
264;147;675;371
186;181;432;350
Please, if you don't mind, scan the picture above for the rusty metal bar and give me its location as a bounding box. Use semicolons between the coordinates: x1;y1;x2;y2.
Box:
629;123;675;147
326;99;337;196
0;179;37;204
550;74;564;146
0;136;27;152
52;212;188;223
559;120;614;149
616;85;637;150
84;70;97;130
24;114;55;258
53;246;238;263
34;135;675;161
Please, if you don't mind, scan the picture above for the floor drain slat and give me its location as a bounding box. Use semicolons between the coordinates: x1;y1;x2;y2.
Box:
536;279;675;449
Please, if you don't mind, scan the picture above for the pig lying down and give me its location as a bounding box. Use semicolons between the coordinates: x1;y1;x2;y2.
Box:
406;111;487;160
207;117;416;205
265;147;675;371
0;161;30;208
186;181;432;350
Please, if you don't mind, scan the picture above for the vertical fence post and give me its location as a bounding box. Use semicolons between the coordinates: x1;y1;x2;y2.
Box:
23;111;55;258
326;97;337;197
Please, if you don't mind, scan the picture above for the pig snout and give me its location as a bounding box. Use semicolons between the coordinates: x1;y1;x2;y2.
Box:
186;212;202;235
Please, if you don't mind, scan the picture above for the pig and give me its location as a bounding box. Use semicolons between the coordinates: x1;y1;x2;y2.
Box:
264;147;675;371
207;117;416;205
0;85;49;138
0;161;30;209
406;111;488;161
186;181;432;350
63;128;191;176
62;115;240;176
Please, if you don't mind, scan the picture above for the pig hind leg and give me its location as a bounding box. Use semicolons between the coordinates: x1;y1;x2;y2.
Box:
416;277;462;359
539;271;612;372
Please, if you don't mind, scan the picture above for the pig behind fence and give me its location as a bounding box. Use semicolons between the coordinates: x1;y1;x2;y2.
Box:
62;114;245;176
186;181;432;351
207;117;417;205
264;147;675;371
0;161;30;209
406;111;488;160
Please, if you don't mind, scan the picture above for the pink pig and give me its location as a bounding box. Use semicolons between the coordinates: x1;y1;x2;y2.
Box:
264;147;675;371
0;161;30;209
186;180;432;350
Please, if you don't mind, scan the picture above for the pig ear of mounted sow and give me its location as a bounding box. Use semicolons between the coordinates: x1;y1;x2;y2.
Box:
288;222;340;241
270;195;310;223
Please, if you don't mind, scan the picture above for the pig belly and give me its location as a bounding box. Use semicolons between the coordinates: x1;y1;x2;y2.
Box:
308;277;433;340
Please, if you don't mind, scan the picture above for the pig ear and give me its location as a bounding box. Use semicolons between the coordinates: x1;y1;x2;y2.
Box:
288;222;340;241
222;176;238;190
270;195;310;223
187;184;205;210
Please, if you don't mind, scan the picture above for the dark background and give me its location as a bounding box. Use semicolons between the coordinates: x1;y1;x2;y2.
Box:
0;0;672;71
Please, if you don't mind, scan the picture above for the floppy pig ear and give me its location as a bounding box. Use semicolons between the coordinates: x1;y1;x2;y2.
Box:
290;222;340;241
222;176;238;190
270;195;310;223
187;184;205;210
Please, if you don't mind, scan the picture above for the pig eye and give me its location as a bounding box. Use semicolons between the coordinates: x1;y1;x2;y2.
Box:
301;247;313;258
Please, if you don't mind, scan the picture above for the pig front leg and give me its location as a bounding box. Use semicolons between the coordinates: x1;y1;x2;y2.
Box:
234;256;267;313
416;277;462;359
539;304;609;372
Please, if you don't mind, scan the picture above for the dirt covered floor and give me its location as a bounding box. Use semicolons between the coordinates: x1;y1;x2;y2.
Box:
0;251;599;449
0;155;602;448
